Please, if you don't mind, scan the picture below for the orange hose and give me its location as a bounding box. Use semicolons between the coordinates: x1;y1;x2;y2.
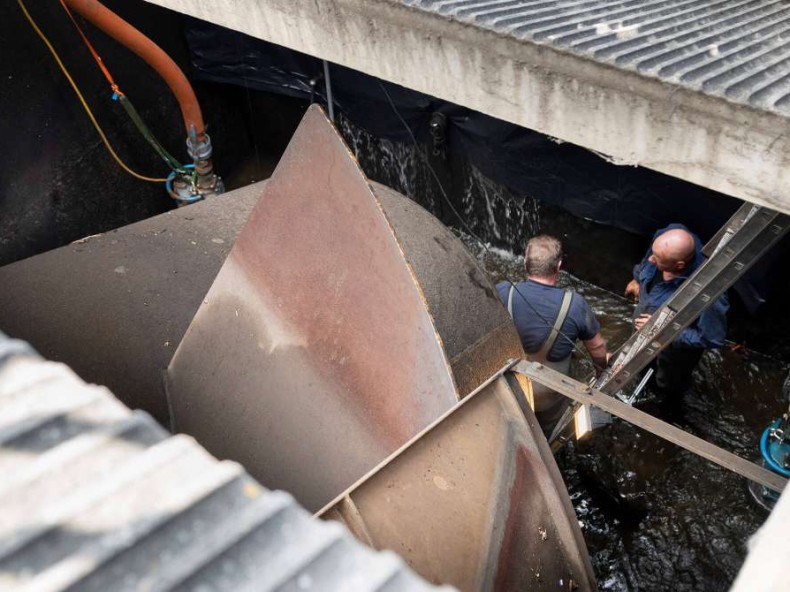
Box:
63;0;205;138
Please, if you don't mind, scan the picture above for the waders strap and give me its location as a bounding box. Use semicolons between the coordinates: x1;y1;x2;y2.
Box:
506;285;573;359
537;290;573;359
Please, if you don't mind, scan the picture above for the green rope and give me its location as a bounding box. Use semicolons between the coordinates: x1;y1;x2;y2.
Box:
116;94;187;174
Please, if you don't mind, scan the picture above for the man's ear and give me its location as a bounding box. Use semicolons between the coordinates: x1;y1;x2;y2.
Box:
676;260;686;271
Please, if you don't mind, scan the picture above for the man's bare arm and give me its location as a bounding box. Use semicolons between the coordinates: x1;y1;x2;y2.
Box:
625;279;640;301
583;333;609;372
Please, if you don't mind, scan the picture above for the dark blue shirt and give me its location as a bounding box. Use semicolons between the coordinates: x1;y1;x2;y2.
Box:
633;224;729;349
496;280;600;362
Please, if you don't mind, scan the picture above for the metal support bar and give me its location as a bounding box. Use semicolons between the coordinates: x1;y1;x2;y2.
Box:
701;203;758;258
513;360;787;493
323;60;335;123
597;205;790;395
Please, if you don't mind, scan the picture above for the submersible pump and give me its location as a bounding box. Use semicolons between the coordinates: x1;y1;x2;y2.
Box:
748;371;790;511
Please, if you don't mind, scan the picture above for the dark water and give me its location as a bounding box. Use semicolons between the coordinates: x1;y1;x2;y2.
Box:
464;238;789;592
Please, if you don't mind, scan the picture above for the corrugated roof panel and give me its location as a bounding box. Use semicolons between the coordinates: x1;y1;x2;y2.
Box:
405;0;790;115
0;336;449;592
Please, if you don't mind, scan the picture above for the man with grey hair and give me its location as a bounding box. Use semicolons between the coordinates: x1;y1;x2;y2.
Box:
497;235;608;434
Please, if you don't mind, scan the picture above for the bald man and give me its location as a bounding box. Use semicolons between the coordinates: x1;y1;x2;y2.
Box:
625;224;729;396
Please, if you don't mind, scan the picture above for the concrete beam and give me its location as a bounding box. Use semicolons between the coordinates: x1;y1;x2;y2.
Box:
146;0;790;214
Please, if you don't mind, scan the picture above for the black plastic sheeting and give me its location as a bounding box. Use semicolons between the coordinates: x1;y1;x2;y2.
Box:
184;19;784;313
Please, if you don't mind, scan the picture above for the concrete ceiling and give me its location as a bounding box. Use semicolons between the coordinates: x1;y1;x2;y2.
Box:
147;0;790;214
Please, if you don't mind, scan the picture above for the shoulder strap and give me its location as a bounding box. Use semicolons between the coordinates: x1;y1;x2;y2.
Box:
507;285;515;318
537;289;573;358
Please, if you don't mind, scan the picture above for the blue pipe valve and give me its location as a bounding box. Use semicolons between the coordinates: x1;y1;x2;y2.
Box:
761;417;790;478
748;415;790;511
166;164;202;205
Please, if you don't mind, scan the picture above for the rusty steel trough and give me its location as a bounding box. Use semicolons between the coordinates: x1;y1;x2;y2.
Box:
320;370;595;591
167;105;523;511
166;105;594;589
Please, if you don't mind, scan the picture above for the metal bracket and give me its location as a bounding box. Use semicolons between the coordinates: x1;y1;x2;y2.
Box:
512;360;787;493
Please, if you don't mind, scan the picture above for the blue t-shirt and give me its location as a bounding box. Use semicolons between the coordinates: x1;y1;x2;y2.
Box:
496;280;600;362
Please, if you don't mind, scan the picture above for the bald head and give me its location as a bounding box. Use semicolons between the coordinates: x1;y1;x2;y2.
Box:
649;228;696;275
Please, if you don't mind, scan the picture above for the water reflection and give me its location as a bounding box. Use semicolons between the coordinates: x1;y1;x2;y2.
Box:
463;235;788;592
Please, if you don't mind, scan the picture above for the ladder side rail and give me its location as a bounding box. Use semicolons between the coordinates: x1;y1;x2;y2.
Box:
701;203;758;258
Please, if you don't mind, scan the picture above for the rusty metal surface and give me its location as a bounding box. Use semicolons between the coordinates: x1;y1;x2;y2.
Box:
371;182;524;397
0;335;447;592
0;185;261;426
320;374;596;592
448;323;525;400
166;106;460;512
